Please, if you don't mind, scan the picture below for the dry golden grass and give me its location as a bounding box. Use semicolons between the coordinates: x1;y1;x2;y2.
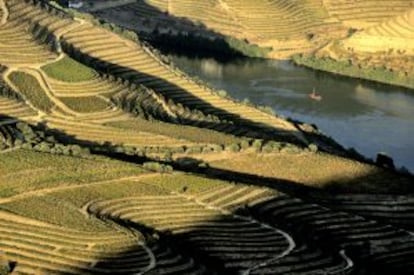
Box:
208;151;412;193
0;149;144;198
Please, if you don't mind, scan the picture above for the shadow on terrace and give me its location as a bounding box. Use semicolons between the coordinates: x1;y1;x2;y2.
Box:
2;115;414;274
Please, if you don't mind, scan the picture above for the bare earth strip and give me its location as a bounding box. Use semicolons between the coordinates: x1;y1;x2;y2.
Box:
0;0;8;25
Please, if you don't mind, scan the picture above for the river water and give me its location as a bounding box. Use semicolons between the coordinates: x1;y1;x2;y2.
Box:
171;56;414;172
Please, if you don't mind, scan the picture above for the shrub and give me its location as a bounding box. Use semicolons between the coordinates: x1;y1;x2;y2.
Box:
186;146;203;154
261;144;273;153
252;139;263;152
308;143;318;153
69;144;83;156
226;143;240;152
281;145;302;154
143;162;173;173
163;150;173;161
0;265;10;275
202;146;214;153
211;144;223;152
21;143;33;150
268;141;282;151
240;140;250;150
225;37;271;58
122;146;136;156
217;89;227;98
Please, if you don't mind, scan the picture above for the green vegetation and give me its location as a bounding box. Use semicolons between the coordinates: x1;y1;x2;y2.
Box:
0;260;10;275
293;54;414;89
2;1;414;273
0;196;111;232
0;121;90;156
143;161;173;173
59;96;110;112
225;37;272;58
8;71;54;112
0;79;22;101
105;118;242;145
0;179;166;231
0;149;143;198
42;56;97;82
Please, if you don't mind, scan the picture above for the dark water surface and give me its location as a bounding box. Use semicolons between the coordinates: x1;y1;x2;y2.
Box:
171;56;414;172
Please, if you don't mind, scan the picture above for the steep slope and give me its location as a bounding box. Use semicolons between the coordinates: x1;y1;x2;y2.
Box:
294;7;414;88
92;0;345;58
323;0;414;28
0;0;257;149
341;9;414;55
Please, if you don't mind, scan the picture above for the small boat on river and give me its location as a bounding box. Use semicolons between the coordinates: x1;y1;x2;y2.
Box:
309;88;322;101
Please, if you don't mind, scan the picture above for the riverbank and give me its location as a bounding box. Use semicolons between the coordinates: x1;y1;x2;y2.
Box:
292;54;414;90
171;55;414;172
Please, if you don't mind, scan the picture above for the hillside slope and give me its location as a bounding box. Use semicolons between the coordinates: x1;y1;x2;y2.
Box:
91;0;347;58
323;0;414;28
89;0;414;87
1;0;414;273
1;0;314;151
342;9;414;55
293;8;414;88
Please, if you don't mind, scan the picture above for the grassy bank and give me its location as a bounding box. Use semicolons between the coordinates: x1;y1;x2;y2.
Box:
9;71;54;112
59;96;110;113
293;55;414;90
42;56;97;82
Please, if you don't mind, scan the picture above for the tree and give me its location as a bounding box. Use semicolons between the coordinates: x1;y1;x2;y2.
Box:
227;143;240;152
252;139;263;152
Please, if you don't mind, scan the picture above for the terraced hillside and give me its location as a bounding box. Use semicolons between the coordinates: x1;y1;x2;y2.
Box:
58;25;303;141
0;0;248;149
0;97;37;122
91;0;414;86
324;0;414;28
91;0;346;58
295;6;414;89
340;9;414;55
1;0;313;149
2;0;414;274
1;149;414;274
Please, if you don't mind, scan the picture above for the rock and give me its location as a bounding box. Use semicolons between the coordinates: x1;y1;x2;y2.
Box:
298;123;319;134
376;152;395;169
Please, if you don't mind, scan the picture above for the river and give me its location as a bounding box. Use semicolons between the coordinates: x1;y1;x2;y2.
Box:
171;56;414;172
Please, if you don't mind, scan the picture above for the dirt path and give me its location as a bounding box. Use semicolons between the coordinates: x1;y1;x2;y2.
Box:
7;66;130;123
0;12;86;118
0;0;8;25
19;67;80;116
339;249;354;273
84;203;157;274
5;67;121;120
122;227;156;275
172;190;296;274
0;173;158;205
